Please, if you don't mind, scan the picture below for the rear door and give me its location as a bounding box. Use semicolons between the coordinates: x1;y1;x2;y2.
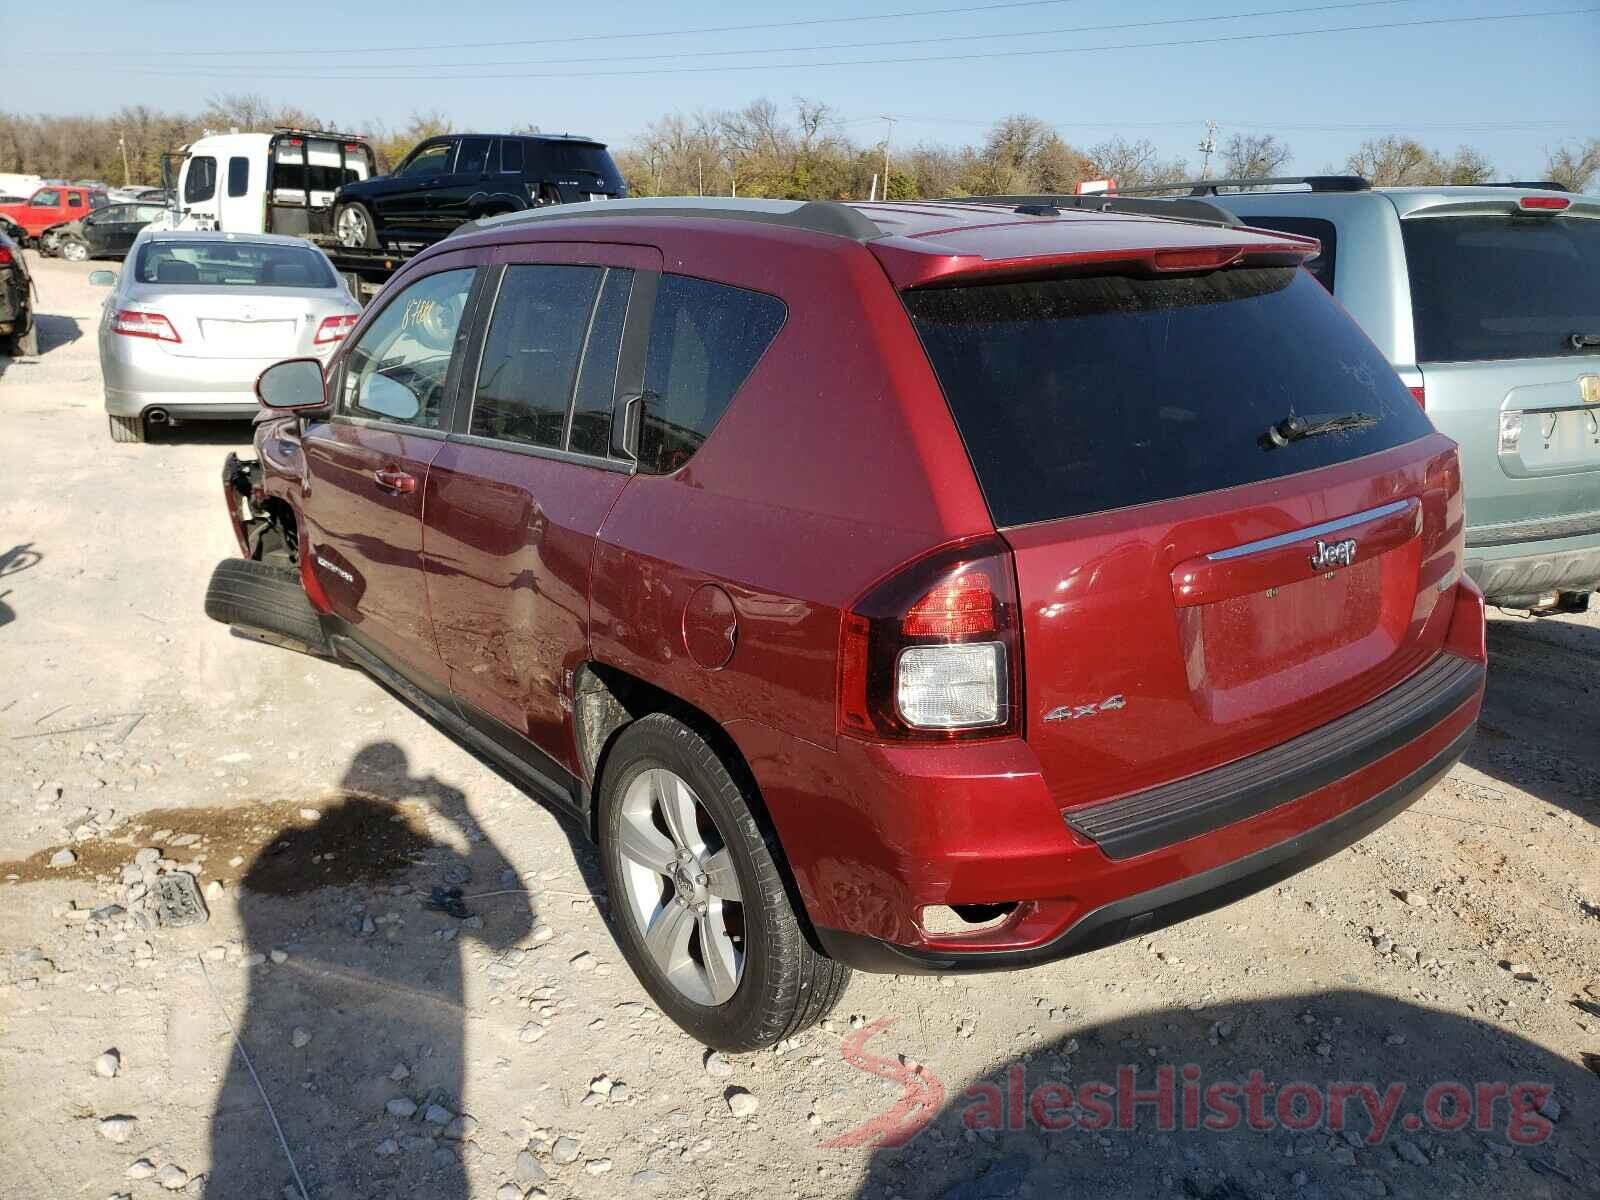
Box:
301;255;484;687
434;136;492;231
423;241;660;775
1398;203;1600;539
903;265;1458;811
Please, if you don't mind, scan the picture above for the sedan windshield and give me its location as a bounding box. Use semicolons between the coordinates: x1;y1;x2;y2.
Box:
133;240;336;289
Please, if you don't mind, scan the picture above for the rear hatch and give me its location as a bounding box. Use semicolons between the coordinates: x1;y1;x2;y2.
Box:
1398;197;1600;535
903;262;1460;809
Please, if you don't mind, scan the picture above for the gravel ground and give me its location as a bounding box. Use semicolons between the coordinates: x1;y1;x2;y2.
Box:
1;253;1596;1200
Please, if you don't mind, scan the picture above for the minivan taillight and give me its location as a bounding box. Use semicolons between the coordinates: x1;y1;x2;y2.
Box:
112;309;181;343
838;537;1022;741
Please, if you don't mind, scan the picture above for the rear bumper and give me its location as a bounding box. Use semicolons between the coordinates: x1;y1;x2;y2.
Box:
1464;523;1600;605
752;583;1488;975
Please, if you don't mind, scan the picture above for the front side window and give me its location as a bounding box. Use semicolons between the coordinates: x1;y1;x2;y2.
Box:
637;275;786;475
184;157;217;203
398;141;454;179
471;265;602;450
341;268;474;430
30;189;60;207
97;205;130;223
227;156;250;198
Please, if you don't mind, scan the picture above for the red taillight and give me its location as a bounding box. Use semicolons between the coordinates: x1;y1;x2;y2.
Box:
112;309;181;343
314;313;358;345
1408;386;1426;409
1519;195;1570;211
838;538;1021;741
0;246;12;266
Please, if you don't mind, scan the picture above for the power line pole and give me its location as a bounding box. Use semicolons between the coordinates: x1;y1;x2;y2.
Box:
119;134;130;187
880;115;896;200
1198;119;1219;178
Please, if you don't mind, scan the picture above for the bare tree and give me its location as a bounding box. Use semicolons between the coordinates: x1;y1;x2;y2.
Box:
1221;133;1292;179
1088;137;1188;189
1544;138;1600;192
1345;136;1438;185
1441;145;1494;185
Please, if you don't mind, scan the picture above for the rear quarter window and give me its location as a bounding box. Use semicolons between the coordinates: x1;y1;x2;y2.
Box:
1402;215;1600;363
905;268;1434;528
638;275;785;475
1236;215;1338;290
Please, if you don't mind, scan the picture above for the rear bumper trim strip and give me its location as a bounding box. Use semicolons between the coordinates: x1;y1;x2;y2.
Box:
1063;653;1484;860
1465;510;1600;549
1205;498;1412;561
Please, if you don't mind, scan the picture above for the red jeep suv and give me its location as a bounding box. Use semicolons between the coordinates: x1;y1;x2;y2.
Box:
207;195;1487;1050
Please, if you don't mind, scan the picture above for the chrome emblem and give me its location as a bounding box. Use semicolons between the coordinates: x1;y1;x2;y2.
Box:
1044;694;1125;723
1581;375;1600;405
1309;538;1357;571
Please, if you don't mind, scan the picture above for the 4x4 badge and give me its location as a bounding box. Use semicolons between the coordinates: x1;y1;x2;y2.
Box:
1044;694;1125;723
1309;538;1357;571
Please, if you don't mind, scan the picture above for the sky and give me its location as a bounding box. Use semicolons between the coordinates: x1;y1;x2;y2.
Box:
3;0;1596;179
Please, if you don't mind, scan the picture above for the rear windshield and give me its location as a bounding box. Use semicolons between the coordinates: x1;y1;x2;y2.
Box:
1402;215;1600;363
134;240;336;289
906;268;1433;528
550;143;621;185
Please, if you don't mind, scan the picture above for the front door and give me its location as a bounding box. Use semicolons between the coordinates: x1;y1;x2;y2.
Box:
300;257;482;688
380;139;455;238
434;136;492;232
423;241;660;774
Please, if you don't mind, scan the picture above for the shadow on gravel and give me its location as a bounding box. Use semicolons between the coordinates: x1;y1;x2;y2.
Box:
0;544;42;631
1464;617;1600;825
204;741;535;1200
34;312;82;354
847;989;1596;1200
144;421;258;447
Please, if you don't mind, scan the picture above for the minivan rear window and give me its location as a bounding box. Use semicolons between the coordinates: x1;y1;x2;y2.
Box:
906;268;1433;528
1402;215;1600;363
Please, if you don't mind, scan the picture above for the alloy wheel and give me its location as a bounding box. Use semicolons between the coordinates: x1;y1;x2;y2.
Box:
61;239;88;262
615;767;744;1006
336;207;368;248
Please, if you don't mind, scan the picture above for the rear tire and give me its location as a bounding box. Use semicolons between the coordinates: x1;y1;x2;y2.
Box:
334;202;379;250
107;414;144;443
204;557;329;655
598;713;849;1051
59;238;89;262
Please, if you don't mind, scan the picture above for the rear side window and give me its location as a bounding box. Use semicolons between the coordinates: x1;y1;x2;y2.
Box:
569;270;633;457
1402;215;1600;362
499;139;524;174
184;156;216;203
906;268;1433;528
1238;215;1337;290
68;192;83;208
455;137;492;176
471;265;603;450
227;156;249;198
638;275;786;475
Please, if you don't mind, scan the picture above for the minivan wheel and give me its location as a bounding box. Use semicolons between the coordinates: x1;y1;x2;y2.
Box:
334;203;378;249
598;714;850;1051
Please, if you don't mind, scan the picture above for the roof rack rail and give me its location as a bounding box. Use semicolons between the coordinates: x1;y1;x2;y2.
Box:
1477;180;1570;191
273;126;373;143
464;196;884;242
926;193;1242;228
1110;175;1372;197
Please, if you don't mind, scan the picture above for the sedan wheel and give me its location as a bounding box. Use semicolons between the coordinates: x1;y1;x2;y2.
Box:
60;239;89;262
616;767;744;1006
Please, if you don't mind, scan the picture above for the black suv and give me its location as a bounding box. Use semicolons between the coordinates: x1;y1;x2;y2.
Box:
332;133;626;250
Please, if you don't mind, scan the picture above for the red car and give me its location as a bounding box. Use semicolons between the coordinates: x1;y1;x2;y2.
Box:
0;185;108;242
207;195;1486;1050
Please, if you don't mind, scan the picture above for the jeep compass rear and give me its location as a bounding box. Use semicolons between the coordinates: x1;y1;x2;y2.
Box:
211;196;1485;1049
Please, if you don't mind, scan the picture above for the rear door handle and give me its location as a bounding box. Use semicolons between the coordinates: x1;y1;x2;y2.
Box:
373;468;417;494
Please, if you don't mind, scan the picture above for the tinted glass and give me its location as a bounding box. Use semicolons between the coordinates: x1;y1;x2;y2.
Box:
455;137;491;175
30;190;60;206
399;142;453;178
905;268;1434;528
133;240;337;289
184;157;216;203
135;205;167;222
499;138;524;174
89;192;109;210
341;268;475;429
569;269;633;457
98;206;130;223
639;275;786;475
227;156;249;198
1239;215;1337;290
1402;215;1600;363
68;193;84;208
471;265;601;449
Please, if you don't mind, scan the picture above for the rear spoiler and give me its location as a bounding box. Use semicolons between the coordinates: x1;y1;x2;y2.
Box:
927;193;1242;229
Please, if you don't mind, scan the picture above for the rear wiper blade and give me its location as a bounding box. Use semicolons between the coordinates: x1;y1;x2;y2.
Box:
1261;411;1377;449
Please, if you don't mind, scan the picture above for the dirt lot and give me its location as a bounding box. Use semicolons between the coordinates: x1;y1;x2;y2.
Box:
1;253;1596;1200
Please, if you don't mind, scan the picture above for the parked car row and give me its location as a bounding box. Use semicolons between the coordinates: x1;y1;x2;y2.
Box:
69;171;1593;1050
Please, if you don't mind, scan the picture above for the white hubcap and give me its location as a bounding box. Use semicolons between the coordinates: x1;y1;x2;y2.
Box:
616;768;743;1006
337;208;367;246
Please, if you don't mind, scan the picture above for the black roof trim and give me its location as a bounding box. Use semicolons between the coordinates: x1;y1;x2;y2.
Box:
1112;175;1373;196
927;193;1242;229
467;198;883;242
1475;180;1570;192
